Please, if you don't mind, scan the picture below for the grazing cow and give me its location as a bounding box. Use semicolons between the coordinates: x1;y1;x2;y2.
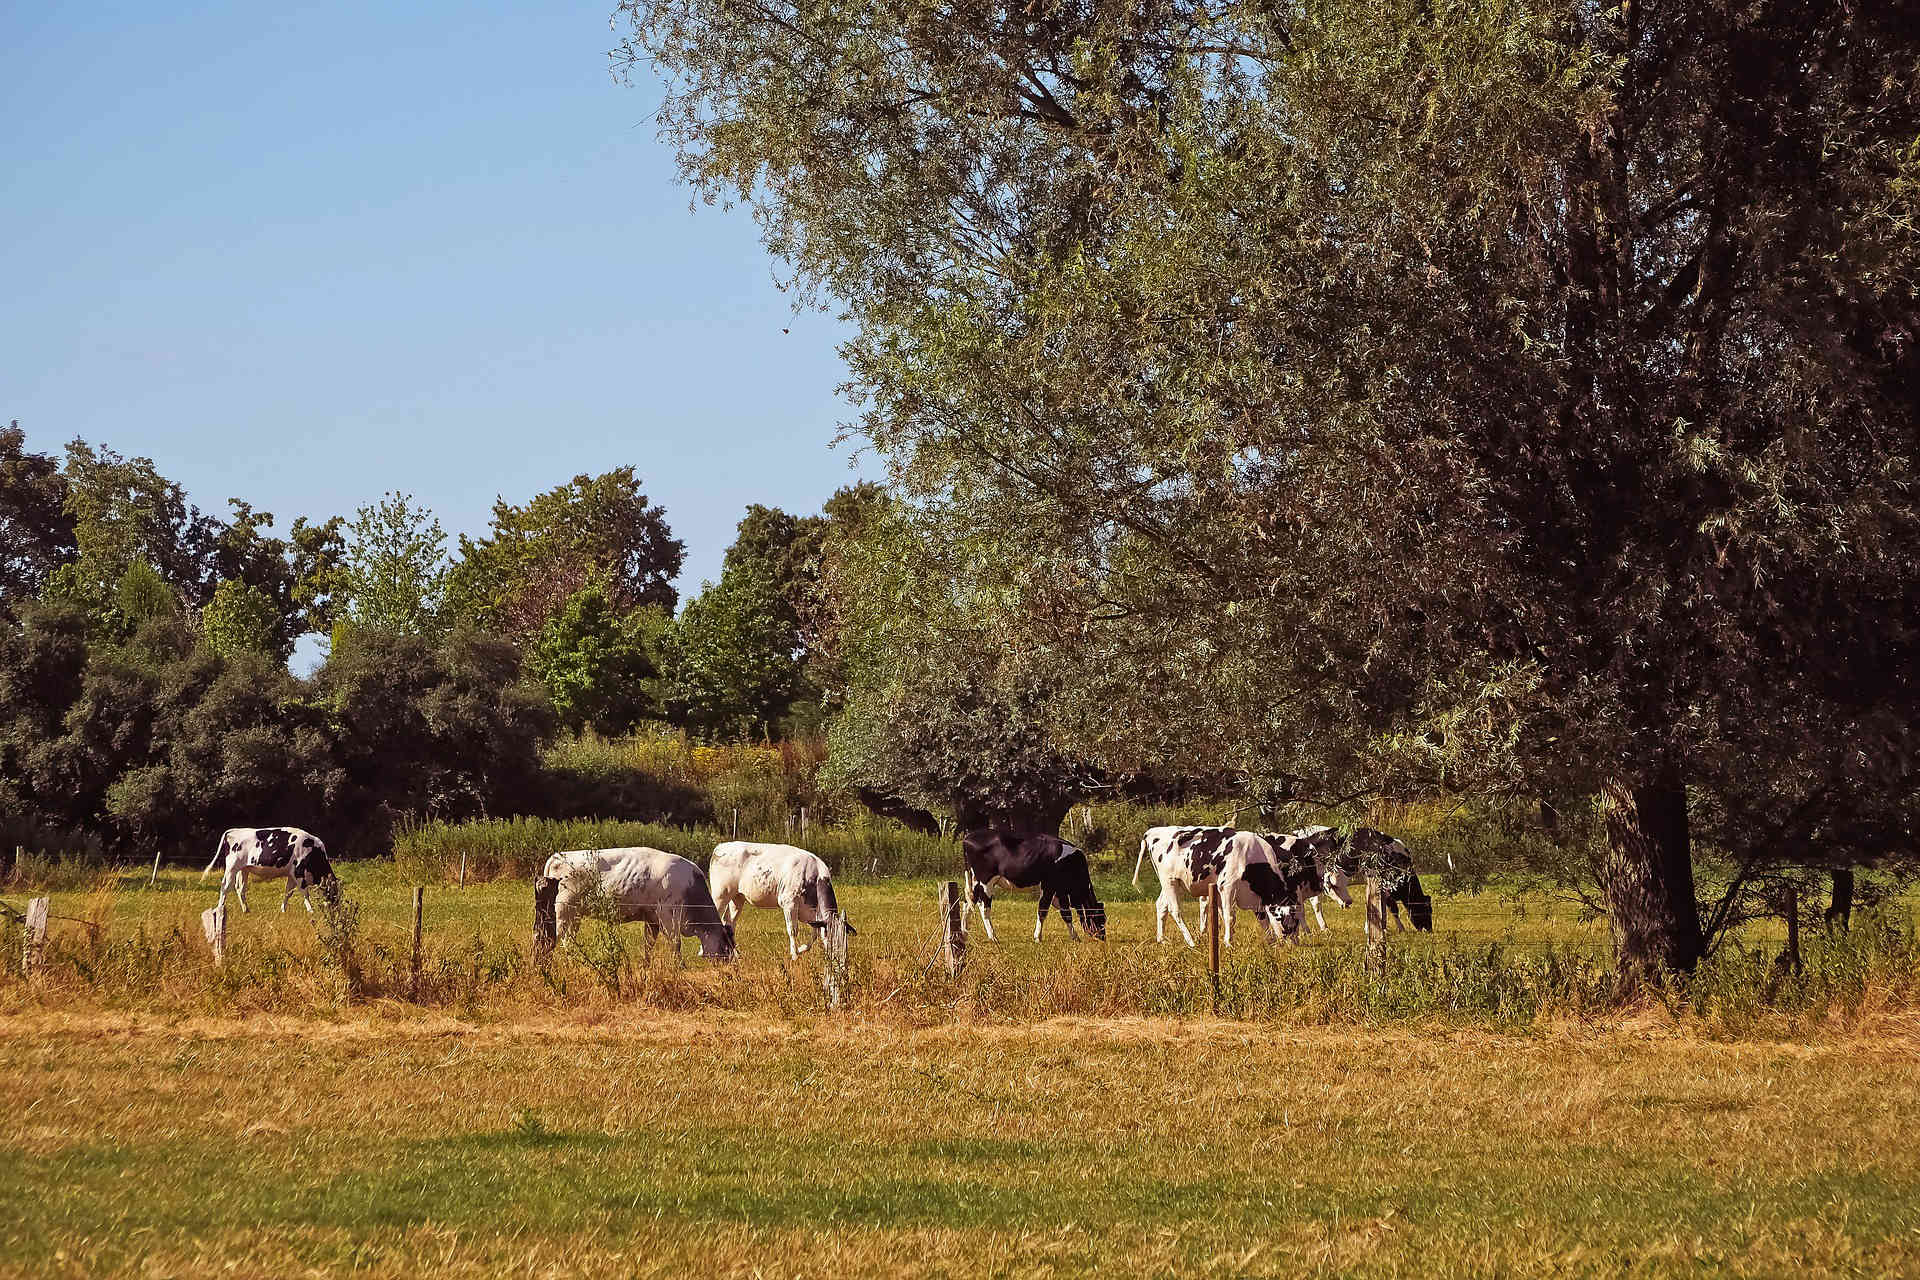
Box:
1201;835;1305;942
1278;826;1355;930
961;830;1107;942
539;847;736;959
708;841;856;959
1133;826;1281;947
1346;827;1434;931
200;827;335;913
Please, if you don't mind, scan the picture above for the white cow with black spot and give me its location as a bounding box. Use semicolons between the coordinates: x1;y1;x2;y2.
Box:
707;841;855;959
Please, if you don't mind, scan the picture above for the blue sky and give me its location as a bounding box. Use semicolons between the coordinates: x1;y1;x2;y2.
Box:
3;1;870;666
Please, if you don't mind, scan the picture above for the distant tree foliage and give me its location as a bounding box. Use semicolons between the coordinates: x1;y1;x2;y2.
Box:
314;625;553;826
817;505;1098;832
201;578;281;661
627;0;1920;980
46;440;221;618
0;422;75;607
342;492;448;638
528;587;667;736
663;484;887;740
446;468;684;642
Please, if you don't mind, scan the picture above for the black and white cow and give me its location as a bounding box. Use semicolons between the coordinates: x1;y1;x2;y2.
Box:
200;826;335;913
1265;827;1355;932
1345;827;1434;931
540;847;737;959
1200;835;1306;942
708;841;855;959
961;830;1107;942
1134;826;1287;948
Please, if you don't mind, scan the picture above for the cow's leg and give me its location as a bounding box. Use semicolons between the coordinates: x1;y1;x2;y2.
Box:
1060;890;1080;939
1257;907;1279;942
281;877;295;912
1391;899;1408;931
977;892;997;943
783;901;806;959
1159;889;1197;948
1309;893;1329;932
216;865;231;913
301;883;315;913
1034;885;1055;941
1218;881;1235;948
234;868;250;913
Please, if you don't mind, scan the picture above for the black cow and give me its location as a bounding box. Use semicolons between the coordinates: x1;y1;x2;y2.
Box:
961;830;1107;942
1345;827;1434;931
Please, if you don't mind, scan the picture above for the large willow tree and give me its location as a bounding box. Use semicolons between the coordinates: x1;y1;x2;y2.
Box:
622;0;1920;981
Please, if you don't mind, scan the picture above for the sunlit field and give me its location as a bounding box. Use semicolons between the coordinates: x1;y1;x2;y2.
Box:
5;862;1920;1276
4;1012;1919;1277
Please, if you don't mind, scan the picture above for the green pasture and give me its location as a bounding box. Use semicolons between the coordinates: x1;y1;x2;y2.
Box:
2;1015;1918;1278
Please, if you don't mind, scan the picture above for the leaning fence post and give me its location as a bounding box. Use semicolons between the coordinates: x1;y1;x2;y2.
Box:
939;881;966;976
148;847;164;887
21;897;49;978
1365;874;1386;979
1206;886;1222;1009
532;877;558;964
201;903;226;968
822;912;850;1010
410;886;425;998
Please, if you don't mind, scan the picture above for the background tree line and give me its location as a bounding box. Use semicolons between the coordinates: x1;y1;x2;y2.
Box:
0;421;880;859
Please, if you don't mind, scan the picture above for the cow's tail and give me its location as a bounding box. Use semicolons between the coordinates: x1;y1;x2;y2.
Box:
1132;835;1149;888
200;831;230;879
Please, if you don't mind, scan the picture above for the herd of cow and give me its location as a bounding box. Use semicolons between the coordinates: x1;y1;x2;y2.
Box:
198;820;1434;959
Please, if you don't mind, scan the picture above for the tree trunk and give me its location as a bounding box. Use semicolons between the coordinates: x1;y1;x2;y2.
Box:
852;787;941;837
955;793;1077;837
1824;868;1854;931
1600;768;1705;987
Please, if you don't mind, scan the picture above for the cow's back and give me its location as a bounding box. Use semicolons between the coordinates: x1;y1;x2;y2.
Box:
711;841;822;904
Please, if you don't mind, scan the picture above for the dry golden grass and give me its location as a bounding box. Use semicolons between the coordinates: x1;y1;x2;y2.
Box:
2;1012;1917;1277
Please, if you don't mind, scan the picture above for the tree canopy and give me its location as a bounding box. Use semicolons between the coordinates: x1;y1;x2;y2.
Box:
446;468;684;642
626;0;1920;979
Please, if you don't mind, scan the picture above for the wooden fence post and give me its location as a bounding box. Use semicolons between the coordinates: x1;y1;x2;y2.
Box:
21;897;49;978
939;881;966;976
458;852;467;889
532;877;558;964
1206;886;1221;1009
1365;875;1386;979
201;903;226;968
148;847;164;887
410;887;425;998
799;807;808;840
731;808;739;840
822;913;849;1010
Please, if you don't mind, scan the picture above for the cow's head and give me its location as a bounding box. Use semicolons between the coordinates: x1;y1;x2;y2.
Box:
1080;895;1108;940
1319;857;1353;908
290;837;336;890
1407;893;1435;932
688;910;737;961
